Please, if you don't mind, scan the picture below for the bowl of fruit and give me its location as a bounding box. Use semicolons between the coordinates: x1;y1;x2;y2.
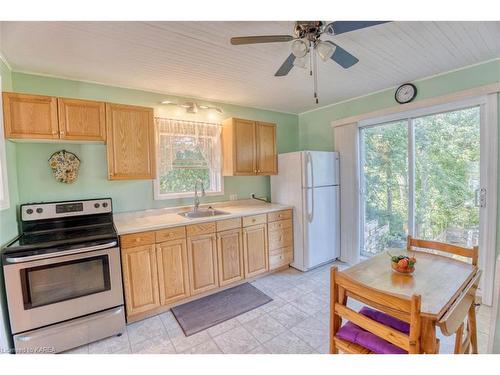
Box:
388;253;416;275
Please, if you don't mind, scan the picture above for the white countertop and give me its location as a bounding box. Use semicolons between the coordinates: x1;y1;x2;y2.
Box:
113;200;293;235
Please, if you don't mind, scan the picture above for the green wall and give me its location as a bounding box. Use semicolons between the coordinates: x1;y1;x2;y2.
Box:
7;72;299;217
299;59;500;151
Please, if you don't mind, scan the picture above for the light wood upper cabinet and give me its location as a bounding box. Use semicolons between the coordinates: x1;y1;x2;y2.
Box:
243;223;269;278
3;92;59;139
255;122;277;175
106;103;156;180
156;239;190;305
187;233;219;296
58;98;106;141
121;244;160;317
217;229;244;286
222;117;277;176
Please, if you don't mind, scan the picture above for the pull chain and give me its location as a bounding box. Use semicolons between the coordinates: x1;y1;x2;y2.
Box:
313;46;319;104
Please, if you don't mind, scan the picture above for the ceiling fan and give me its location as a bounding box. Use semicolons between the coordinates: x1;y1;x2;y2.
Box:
230;21;388;104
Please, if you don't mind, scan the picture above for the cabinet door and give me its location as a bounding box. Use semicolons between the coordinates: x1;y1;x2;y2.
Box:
187;234;219;295
243;224;269;278
2;92;59;139
256;122;277;175
217;229;244;286
233;119;256;175
58;98;106;141
121;244;160;317
156;239;190;305
106;103;155;180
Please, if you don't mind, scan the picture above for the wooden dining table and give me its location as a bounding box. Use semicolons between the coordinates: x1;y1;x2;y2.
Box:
341;250;478;353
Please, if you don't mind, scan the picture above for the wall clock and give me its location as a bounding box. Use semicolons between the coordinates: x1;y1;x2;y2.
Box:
395;83;417;104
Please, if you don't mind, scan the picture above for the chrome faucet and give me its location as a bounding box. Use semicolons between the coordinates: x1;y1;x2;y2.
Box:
193;180;206;211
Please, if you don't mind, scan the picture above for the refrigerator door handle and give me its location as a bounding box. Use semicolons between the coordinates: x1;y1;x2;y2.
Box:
307;152;314;223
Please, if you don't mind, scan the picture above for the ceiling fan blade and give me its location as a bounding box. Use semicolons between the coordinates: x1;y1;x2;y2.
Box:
274;53;296;77
325;41;359;69
325;21;389;36
230;35;294;45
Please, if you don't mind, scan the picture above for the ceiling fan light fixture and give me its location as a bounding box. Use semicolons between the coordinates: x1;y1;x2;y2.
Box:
291;39;309;58
316;41;335;62
198;105;209;109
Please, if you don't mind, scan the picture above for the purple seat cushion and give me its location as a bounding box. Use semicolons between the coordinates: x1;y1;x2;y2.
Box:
336;306;410;354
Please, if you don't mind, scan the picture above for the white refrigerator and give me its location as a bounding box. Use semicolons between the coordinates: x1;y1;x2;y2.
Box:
271;151;340;271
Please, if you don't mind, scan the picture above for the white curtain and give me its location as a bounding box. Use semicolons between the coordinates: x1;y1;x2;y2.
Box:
333;122;360;265
155;118;221;191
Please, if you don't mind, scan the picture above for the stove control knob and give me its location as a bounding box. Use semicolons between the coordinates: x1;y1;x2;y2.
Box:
36;208;43;214
102;202;108;208
94;203;100;209
26;208;33;215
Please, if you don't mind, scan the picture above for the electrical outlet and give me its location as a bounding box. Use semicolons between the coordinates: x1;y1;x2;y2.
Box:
229;194;238;201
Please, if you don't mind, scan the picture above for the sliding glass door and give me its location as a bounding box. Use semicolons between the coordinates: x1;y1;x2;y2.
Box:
360;105;481;257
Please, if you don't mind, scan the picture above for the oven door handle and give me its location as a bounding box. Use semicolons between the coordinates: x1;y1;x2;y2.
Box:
5;241;118;264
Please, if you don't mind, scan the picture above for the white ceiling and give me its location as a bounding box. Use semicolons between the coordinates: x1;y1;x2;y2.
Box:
1;21;499;114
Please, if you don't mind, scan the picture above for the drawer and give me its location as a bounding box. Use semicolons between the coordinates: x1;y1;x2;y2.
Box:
186;222;216;236
269;247;293;270
267;209;292;222
155;226;186;242
216;218;242;232
242;214;267;227
120;231;155;248
268;219;292;232
268;227;293;250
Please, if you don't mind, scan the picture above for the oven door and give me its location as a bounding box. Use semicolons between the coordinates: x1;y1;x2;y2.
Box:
3;241;123;334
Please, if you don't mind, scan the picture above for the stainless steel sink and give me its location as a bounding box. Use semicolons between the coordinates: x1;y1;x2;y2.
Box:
178;208;230;219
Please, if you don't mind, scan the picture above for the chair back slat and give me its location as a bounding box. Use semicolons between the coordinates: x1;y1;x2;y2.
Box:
330;267;422;354
335;303;411;351
407;235;478;266
336;271;413;314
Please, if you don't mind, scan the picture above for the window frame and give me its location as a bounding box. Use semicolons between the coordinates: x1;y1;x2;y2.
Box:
153;122;224;200
0;75;10;211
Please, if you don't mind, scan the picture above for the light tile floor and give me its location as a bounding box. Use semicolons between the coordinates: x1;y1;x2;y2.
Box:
64;261;493;354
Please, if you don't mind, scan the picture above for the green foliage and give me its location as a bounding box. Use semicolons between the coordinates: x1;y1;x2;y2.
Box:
160;168;210;194
159;147;211;194
362;107;480;254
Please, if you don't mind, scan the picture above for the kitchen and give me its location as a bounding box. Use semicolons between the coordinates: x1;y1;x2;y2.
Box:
0;12;500;365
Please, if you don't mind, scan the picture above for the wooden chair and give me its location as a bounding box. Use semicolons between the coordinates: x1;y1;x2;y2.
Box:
407;235;480;354
330;266;422;354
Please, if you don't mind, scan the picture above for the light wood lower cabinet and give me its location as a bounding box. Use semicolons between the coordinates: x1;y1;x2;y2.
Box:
120;211;293;321
243;223;269;278
187;233;219;295
156;239;190;305
217;229;244;286
121;244;160;317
